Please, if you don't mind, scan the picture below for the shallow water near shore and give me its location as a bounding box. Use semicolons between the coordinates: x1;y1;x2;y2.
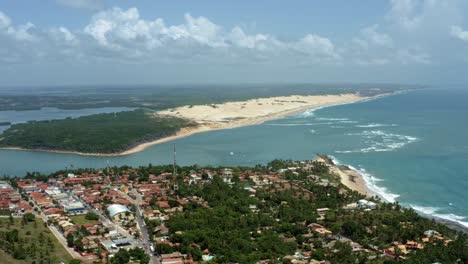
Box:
0;88;467;227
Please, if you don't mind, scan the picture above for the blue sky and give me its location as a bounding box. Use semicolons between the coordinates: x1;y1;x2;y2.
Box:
1;0;468;86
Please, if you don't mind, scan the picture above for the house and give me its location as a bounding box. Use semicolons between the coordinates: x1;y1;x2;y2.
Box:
58;220;75;230
406;240;424;250
316;208;330;220
188;174;202;185
43;207;64;216
357;199;377;210
161;252;187;264
308;223;332;236
388;244;408;255
202;253;215;262
156;201;170;209
222;168;233;184
17;181;42;193
143;209;162;220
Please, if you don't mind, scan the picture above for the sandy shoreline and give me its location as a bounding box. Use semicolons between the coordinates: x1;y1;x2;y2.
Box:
315;155;373;197
315;155;468;233
0;93;371;156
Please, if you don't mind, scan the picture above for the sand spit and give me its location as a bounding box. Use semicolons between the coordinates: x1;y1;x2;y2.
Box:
1;94;368;156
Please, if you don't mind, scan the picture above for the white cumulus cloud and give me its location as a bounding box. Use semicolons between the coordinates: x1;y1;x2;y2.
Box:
0;11;11;29
360;24;393;48
292;34;340;62
0;6;448;69
450;26;468;43
388;0;422;31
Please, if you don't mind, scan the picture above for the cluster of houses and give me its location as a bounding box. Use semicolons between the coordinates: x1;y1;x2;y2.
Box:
7;174;141;261
0;158;457;263
0;181;32;214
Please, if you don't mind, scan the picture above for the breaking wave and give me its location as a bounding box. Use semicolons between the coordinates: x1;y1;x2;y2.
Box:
265;122;336;126
356;123;398;128
338;120;358;124
409;205;468;228
330;158;468;228
316;117;350;121
265;122;335;126
294;108;320;118
336;130;419;153
329;156;400;203
330;157;468;227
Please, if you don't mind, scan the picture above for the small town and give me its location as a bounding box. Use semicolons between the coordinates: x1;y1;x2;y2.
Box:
0;155;465;264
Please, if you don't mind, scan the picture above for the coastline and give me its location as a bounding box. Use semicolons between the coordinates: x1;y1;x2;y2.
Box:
0;93;377;157
317;154;468;233
315;155;374;197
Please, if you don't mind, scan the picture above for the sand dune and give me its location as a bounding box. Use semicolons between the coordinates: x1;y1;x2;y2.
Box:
1;94;368;156
158;94;363;125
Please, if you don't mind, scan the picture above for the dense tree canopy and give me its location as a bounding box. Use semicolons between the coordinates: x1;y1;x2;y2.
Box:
0;109;192;153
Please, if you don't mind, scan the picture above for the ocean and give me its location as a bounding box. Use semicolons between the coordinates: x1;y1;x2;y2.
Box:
0;88;467;227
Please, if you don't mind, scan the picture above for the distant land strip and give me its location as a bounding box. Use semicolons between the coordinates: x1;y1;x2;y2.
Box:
0;93;390;156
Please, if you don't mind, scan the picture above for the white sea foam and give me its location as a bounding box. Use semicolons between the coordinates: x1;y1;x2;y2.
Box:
328;156;400;203
433;214;468;228
294;107;321;118
337;130;419;153
409;205;468;228
266;123;316;126
294;91;398;119
316;117;349;121
329;157;468;227
309;129;317;134
266;122;335;126
356;123;398;128
338;120;358;124
409;205;441;215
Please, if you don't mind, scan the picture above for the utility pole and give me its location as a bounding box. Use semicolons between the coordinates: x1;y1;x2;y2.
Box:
173;144;178;193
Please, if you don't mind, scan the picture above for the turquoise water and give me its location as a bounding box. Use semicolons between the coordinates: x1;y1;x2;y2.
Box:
0;88;467;226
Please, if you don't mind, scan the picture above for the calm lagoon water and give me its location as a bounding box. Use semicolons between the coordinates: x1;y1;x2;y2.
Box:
0;107;135;133
0;88;467;227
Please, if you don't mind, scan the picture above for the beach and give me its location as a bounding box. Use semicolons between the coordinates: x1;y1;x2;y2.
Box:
0;93;369;156
315;155;373;197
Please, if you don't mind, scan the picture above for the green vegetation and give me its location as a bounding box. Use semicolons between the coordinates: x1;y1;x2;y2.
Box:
143;159;465;264
84;212;99;221
0;84;412;111
165;177;296;263
0;122;11;126
6;158;466;263
0;109;192;153
0;216;72;263
110;248;149;264
70;214;99;225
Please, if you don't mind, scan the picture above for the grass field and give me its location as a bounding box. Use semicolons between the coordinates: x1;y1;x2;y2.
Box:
70;214;99;225
0;217;72;263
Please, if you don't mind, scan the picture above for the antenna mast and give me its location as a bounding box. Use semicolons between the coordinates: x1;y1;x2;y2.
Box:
173;144;178;192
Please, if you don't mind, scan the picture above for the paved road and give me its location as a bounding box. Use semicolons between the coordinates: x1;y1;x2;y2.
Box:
30;198;89;261
71;193;134;240
117;189;159;264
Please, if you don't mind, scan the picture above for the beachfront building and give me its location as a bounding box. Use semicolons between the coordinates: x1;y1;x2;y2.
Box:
107;204;134;221
358;199;377;210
